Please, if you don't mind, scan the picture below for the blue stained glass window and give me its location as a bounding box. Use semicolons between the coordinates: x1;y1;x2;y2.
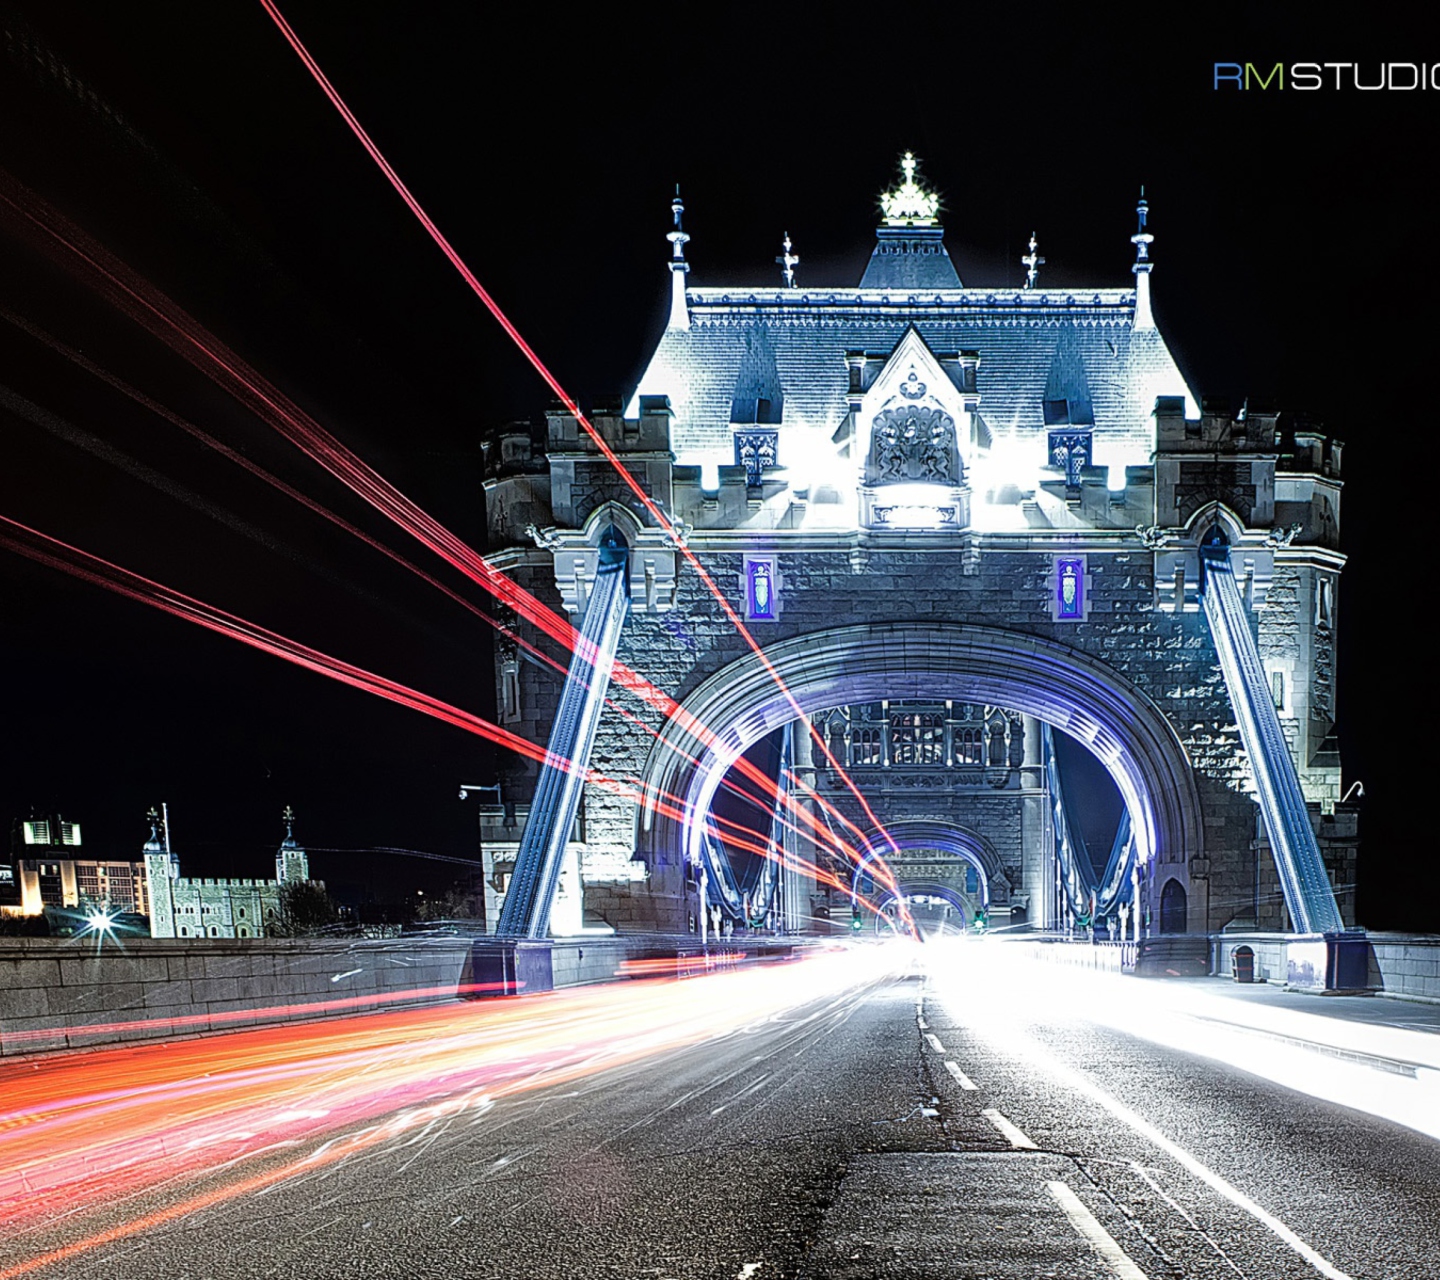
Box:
747;558;776;620
1057;558;1084;620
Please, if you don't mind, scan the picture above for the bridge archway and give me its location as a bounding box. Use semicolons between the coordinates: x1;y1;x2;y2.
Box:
851;821;1002;910
874;883;975;936
636;622;1203;879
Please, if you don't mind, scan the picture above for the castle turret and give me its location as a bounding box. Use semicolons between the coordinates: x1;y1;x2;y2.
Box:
276;805;310;884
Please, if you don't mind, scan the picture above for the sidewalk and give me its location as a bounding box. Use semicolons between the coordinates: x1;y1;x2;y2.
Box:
1152;975;1440;1077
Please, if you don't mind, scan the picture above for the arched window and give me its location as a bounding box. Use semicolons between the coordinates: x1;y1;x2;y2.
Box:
852;727;883;766
957;728;982;765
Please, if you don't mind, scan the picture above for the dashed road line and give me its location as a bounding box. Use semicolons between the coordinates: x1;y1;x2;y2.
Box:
997;1025;1355;1279
943;1060;978;1090
981;1107;1037;1149
924;1032;946;1054
1047;1180;1150;1280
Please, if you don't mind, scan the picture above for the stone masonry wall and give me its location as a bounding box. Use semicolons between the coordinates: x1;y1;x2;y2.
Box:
500;534;1350;936
563;543;1264;933
0;937;472;1057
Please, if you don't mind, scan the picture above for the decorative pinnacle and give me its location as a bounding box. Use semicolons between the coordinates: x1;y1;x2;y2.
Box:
880;151;941;227
667;185;690;272
282;804;295;839
776;232;799;287
1022;232;1045;289
147;805;161;842
1131;186;1154;271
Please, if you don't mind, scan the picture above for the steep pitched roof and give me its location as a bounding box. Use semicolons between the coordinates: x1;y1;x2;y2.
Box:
631;286;1196;476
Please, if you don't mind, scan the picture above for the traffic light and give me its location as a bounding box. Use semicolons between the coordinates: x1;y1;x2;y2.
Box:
850;902;863;932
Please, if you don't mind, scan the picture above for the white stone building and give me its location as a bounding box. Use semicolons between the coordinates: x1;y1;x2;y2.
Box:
145;807;311;939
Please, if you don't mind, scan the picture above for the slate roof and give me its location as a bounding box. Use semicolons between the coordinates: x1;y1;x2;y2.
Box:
631;283;1197;477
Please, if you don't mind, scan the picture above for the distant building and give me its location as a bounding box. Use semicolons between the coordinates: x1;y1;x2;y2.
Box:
144;806;312;939
1;815;152;919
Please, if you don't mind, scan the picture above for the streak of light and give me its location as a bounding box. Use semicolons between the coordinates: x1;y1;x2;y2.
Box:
928;945;1427;1280
0;949;893;1277
0;303;572;678
254;3;910;922
0;183;873;880
0;516;862;907
928;943;1440;1141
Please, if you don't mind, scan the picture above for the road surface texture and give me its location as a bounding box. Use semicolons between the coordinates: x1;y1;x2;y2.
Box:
2;944;1437;1279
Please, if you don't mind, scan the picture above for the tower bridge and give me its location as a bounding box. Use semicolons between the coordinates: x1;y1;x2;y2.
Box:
482;157;1354;946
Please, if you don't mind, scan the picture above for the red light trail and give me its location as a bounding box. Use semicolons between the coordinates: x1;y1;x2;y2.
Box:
0;514;875;906
0;952;891;1279
255;0;908;901
0;169;886;891
0;305;858;880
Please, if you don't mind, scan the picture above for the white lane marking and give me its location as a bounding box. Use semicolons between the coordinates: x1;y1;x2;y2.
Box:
917;1016;929;1029
1047;1181;1150;1280
737;1265;762;1279
924;1032;946;1054
981;1107;1037;1149
944;1060;978;1090
1007;1030;1354;1280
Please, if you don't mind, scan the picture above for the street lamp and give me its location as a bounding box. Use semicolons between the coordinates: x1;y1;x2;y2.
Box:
459;784;506;930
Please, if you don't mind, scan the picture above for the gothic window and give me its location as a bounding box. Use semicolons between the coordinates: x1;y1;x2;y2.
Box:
744;557;779;621
891;712;944;765
852;727;884;766
957;728;983;765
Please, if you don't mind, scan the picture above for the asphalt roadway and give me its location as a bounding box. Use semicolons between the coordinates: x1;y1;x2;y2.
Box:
5;946;1439;1280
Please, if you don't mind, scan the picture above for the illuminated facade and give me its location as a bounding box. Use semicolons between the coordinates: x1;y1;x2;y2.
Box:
144;808;311;939
1;816;152;919
484;157;1356;937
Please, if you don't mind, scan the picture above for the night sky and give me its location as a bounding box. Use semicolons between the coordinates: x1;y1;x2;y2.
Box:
0;5;1433;924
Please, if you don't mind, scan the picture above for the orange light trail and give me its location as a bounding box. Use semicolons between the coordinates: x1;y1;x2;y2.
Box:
0;950;888;1277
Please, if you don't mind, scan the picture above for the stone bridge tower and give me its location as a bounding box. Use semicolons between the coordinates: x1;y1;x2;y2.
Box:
483;158;1353;939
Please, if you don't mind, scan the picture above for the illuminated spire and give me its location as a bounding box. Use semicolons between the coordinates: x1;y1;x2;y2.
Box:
1131;187;1155;330
776;231;799;287
880;152;941;227
1022;232;1045;289
281;803;298;848
666;185;690;331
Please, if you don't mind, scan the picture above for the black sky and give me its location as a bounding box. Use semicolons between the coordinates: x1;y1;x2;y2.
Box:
0;4;1433;923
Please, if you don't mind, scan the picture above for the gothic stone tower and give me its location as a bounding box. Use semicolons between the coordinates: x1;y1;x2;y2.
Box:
483;157;1352;937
